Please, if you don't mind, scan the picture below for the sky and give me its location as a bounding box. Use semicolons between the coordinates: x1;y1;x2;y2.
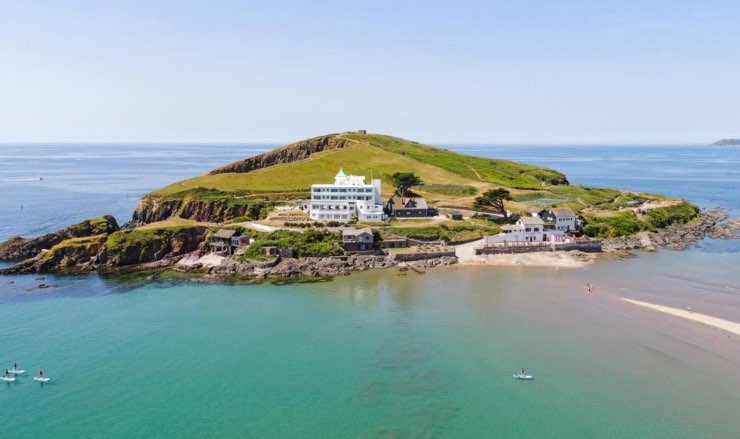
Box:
0;0;738;144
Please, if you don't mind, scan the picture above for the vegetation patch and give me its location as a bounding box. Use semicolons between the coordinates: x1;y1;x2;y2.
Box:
342;133;567;189
67;216;119;237
43;235;107;260
581;212;644;238
417;185;477;197
645;202;699;229
381;220;500;244
242;229;343;259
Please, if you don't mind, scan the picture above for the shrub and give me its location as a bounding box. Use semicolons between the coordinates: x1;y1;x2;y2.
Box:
243;229;343;259
646;202;699;229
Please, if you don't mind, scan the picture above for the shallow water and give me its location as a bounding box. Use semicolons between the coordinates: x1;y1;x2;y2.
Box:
1;143;739;438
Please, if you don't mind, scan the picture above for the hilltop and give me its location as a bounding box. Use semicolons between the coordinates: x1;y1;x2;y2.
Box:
711;138;740;146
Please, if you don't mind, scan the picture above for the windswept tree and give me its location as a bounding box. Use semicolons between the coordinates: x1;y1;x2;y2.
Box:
391;172;423;197
473;188;512;217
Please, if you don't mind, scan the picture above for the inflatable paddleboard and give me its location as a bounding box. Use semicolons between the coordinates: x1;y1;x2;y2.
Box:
1;376;16;382
33;377;50;383
513;374;534;380
8;369;25;374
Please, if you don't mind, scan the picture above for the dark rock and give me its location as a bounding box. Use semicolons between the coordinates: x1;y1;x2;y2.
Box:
0;215;119;260
603;208;727;252
210;134;355;174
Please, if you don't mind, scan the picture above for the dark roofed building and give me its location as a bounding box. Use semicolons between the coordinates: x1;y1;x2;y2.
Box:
339;227;375;253
210;229;250;256
386;196;437;218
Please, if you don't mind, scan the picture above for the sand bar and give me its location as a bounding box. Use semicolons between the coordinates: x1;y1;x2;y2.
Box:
622;298;740;336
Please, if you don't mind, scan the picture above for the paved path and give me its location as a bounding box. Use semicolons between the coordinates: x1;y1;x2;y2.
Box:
454;238;484;262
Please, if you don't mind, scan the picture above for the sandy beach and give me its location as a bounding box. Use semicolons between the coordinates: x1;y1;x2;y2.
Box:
621;297;740;336
461;251;595;268
454;238;595;268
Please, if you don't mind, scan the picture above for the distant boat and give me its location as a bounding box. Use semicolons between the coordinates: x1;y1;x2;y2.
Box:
513;373;534;380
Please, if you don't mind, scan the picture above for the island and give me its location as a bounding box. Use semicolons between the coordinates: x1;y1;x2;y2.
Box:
1;132;735;279
711;138;740;146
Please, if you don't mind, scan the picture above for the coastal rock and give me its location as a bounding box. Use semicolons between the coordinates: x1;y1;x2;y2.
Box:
131;195;270;225
709;217;740;240
103;226;208;266
209;134;356;174
602;208;727;252
206;254;456;280
0;215;119;260
0;226;207;274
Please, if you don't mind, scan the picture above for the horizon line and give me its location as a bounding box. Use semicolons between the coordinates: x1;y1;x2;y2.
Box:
0;140;716;147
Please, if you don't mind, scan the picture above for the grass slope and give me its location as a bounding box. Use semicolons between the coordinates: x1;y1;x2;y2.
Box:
341;133;565;188
157;142;472;196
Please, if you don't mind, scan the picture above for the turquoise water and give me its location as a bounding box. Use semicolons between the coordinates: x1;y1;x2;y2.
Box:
1;144;739;437
3;264;739;438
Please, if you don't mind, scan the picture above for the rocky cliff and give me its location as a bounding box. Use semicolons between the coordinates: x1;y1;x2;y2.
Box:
0;215;119;260
209;134;355;174
131;193;272;225
0;226;207;274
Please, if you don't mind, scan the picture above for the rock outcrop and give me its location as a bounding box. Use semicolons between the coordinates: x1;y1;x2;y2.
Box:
0;215;119;261
100;226;208;266
709;217;740;240
131;195;269;225
0;226;207;274
602;208;727;252
199;254;457;279
209;134;356;174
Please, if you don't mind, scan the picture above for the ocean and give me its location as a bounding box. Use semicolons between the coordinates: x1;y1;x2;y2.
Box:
1;143;739;438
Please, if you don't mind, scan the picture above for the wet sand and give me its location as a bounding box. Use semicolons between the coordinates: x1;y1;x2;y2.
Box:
621;297;740;336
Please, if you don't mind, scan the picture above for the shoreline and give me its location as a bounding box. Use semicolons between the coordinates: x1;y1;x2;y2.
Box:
456;250;595;268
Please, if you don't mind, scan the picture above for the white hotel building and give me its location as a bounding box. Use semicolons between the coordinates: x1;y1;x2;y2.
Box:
308;169;387;222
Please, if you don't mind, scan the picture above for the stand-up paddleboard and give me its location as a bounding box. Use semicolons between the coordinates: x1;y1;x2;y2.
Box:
513;374;534;380
33;377;50;383
8;369;25;374
1;376;16;382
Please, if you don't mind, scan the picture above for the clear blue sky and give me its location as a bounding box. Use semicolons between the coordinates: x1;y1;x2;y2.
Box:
1;0;738;144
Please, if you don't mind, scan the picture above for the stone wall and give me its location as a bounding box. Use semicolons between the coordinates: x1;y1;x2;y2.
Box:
475;241;602;255
393;251;456;262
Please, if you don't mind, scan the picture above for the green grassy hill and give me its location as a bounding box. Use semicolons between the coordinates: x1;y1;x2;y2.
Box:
133;132;681;228
156;132;566;196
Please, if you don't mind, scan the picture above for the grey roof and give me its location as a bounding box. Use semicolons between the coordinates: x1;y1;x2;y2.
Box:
389;196;428;209
213;229;237;239
518;216;545;225
550;208;575;218
340;227;373;236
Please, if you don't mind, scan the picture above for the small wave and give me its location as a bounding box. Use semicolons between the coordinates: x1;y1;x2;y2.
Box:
0;177;44;183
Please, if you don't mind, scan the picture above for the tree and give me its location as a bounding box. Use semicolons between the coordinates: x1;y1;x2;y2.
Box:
473;188;512;217
391;172;423;197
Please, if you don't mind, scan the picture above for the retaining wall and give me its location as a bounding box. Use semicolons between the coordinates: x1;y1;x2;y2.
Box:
475;241;602;255
392;251;456;262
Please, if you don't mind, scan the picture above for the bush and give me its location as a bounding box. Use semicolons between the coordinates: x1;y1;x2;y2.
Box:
243;229;343;259
646;202;699;229
581;212;645;238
